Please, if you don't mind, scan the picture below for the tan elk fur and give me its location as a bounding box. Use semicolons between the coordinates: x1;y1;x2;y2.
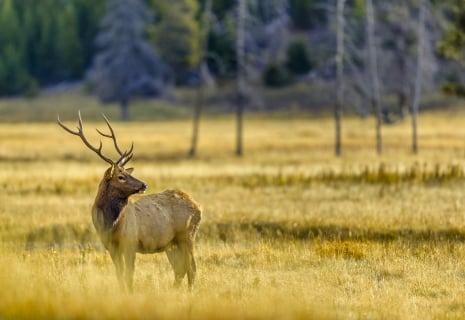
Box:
57;113;202;291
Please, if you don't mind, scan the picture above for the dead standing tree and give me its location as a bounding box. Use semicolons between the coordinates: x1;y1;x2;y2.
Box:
236;0;246;157
188;0;212;158
335;0;346;157
411;0;426;154
207;0;288;157
366;0;383;154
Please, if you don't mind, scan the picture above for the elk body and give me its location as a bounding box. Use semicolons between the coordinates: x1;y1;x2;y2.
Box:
58;112;201;290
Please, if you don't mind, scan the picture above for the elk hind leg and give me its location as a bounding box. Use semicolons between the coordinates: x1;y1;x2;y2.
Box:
187;209;201;288
185;241;196;289
166;245;187;287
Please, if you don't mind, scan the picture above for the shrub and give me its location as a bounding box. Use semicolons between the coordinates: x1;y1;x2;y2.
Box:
289;0;327;29
286;40;314;75
262;63;293;87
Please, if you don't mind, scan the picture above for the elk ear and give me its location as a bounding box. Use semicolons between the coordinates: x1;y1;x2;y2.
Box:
105;165;115;180
125;168;134;174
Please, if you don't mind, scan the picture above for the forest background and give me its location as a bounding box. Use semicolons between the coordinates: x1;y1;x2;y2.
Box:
1;0;464;120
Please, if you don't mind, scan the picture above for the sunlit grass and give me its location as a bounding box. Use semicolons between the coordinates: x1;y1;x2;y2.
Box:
2;111;465;318
2;239;465;319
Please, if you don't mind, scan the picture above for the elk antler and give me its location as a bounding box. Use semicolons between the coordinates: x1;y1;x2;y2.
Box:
57;111;115;166
96;114;134;166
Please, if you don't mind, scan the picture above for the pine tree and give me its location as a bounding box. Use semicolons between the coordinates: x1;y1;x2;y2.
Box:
0;0;36;96
74;0;106;70
438;1;465;96
87;0;167;121
152;0;201;83
56;2;84;78
35;0;60;82
0;0;21;47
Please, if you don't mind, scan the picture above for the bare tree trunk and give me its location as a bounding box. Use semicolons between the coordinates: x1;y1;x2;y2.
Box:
397;91;407;119
411;0;426;154
366;0;382;154
335;0;346;157
235;0;246;157
189;80;204;158
236;98;244;156
188;0;212;158
120;97;129;122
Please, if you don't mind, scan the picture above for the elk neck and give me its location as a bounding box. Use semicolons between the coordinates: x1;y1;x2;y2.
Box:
93;178;129;230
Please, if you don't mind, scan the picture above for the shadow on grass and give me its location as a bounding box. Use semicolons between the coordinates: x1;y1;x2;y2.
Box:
201;221;465;243
23;220;465;250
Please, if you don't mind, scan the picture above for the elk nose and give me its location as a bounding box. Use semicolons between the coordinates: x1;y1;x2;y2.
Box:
140;184;148;193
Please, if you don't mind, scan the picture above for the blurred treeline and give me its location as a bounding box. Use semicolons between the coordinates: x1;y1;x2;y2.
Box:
0;0;103;95
0;0;462;106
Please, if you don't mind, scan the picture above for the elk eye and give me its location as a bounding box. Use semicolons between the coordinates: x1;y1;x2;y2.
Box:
118;175;126;182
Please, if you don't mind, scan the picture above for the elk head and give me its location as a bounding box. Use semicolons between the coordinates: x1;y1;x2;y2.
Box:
57;111;147;197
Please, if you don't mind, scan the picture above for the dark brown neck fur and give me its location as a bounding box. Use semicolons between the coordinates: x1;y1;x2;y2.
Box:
95;179;128;229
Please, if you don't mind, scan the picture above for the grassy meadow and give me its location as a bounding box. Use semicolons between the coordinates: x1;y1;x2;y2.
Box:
2;98;465;319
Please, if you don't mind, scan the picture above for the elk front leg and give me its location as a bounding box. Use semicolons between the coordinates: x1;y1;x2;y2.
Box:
108;248;124;290
123;250;136;292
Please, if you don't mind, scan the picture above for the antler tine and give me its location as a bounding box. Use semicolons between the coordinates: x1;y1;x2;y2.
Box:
96;114;125;155
57;114;80;135
97;113;134;166
117;144;134;166
57;111;114;166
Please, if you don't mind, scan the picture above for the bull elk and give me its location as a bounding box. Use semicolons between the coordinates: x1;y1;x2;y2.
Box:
57;112;202;291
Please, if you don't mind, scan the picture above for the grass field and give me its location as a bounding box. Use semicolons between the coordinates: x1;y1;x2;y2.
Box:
2;105;465;319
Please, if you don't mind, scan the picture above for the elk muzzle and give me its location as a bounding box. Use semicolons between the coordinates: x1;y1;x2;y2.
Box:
138;183;148;193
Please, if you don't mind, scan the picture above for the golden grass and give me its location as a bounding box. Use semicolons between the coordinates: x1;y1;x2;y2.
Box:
2;112;465;319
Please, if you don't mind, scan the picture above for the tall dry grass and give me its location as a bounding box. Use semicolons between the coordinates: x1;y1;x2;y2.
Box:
2;113;465;318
